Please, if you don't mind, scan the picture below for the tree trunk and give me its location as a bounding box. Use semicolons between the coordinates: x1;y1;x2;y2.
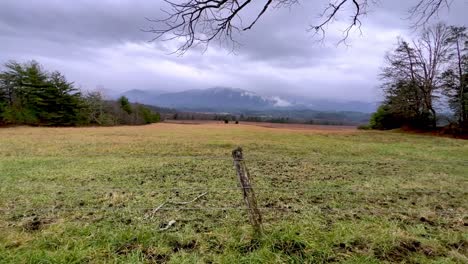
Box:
429;106;437;128
455;40;465;126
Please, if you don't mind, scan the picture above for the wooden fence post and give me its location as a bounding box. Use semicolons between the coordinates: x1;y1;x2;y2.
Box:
232;147;263;235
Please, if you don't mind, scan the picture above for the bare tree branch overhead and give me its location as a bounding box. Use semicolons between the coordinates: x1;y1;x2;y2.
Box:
409;0;452;28
146;0;459;53
145;0;300;53
310;0;372;44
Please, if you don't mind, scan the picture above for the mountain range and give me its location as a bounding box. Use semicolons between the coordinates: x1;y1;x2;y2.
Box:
119;87;377;113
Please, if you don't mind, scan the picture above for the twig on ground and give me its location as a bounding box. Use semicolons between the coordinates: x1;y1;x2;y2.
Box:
171;192;208;205
145;192;208;219
145;201;167;219
159;220;176;231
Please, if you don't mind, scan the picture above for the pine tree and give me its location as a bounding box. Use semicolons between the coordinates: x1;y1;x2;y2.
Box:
0;61;84;125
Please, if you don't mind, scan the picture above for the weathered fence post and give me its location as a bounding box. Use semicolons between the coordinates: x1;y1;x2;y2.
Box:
232;147;263;235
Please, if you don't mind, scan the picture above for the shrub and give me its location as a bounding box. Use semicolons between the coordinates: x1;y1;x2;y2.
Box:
357;124;371;130
138;105;161;124
369;105;404;130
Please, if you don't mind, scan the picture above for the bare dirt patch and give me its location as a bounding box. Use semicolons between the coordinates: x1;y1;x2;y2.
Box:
375;239;443;262
21;216;54;232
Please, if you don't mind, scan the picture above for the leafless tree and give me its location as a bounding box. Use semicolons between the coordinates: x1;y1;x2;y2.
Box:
413;23;452;125
441;26;468;128
145;0;458;54
381;23;452;128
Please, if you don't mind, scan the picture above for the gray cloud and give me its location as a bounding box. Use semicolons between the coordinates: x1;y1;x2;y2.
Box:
0;0;466;102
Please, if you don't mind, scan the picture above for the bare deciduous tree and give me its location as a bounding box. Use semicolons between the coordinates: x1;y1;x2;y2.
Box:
441;26;468;128
145;0;457;54
381;23;452;128
413;23;452;126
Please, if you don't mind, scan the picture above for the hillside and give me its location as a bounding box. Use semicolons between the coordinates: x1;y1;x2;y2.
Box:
121;87;377;113
120;88;375;125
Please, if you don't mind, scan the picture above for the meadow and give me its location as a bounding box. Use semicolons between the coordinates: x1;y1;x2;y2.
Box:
0;123;467;263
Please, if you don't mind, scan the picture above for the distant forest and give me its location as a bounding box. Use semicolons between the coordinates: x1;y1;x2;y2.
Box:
0;61;160;126
166;110;370;126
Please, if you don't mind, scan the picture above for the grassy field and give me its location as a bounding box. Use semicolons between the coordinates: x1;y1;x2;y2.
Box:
0;123;467;263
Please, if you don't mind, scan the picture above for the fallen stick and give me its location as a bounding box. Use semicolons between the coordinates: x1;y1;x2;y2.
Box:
171;192;208;205
145;201;167;219
159;220;176;231
145;192;208;219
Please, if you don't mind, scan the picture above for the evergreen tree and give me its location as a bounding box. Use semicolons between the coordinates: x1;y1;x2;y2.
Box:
40;71;86;125
118;96;132;114
0;61;86;125
0;60;161;127
0;61;48;124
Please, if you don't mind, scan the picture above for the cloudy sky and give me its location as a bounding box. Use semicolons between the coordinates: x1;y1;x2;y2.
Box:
0;0;466;102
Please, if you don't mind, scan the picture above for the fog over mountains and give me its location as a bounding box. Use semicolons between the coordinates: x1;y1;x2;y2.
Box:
120;87;377;113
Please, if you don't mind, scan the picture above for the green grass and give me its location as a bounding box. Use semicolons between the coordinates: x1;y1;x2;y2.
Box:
0;123;467;263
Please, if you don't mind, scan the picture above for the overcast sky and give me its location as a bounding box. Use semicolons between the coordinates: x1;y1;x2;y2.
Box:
0;0;466;102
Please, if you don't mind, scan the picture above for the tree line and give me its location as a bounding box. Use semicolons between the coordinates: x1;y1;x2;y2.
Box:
0;61;160;126
369;23;467;134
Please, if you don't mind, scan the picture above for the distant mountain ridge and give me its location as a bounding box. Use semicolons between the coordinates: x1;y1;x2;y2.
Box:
119;89;165;105
120;87;377;113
